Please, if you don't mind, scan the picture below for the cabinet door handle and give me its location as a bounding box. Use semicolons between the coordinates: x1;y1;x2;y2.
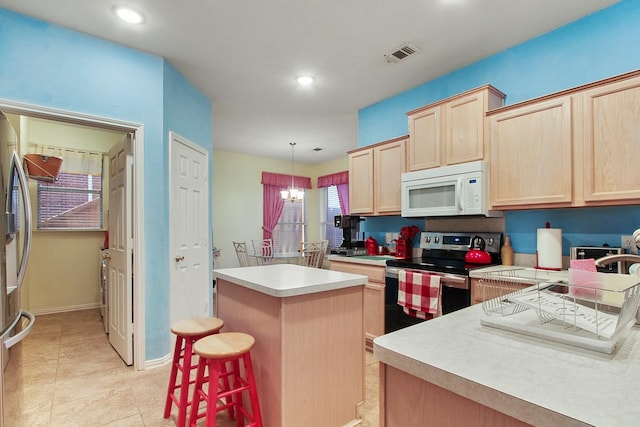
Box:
175;255;185;262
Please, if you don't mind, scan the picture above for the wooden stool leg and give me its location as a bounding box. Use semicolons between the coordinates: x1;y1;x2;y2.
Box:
189;357;207;427
243;353;263;427
164;335;185;419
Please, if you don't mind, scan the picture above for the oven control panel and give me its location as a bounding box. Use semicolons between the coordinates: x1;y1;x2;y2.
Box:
419;232;502;253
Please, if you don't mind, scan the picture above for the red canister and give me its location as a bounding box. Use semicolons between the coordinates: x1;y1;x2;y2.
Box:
365;236;378;255
395;238;410;259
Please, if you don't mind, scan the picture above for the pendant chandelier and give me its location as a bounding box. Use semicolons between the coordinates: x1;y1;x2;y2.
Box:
281;142;304;202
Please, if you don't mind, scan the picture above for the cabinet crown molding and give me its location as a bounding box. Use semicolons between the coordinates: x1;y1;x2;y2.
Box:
347;134;409;154
405;84;506;116
487;68;640;116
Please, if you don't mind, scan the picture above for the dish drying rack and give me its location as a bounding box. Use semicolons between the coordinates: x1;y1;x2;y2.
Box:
479;268;640;353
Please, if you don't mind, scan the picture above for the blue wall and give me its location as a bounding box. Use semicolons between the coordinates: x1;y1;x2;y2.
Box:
0;9;213;360
154;62;214;358
358;0;640;254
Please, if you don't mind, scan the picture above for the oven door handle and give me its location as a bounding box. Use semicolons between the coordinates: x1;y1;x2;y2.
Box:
386;267;469;290
438;275;469;290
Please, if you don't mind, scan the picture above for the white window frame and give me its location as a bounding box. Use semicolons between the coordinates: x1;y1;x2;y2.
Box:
36;168;104;230
320;186;342;249
272;198;306;254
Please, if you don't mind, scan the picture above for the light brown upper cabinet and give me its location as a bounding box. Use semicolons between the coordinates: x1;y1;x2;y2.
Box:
579;75;640;204
488;70;640;209
488;95;574;207
406;85;505;171
349;136;407;216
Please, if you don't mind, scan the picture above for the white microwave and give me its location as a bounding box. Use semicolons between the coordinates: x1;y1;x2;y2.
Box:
401;160;502;217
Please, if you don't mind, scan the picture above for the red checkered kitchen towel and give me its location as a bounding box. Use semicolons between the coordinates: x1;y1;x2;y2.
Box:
398;270;441;319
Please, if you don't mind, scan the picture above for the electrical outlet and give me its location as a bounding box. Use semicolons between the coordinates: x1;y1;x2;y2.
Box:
385;233;392;244
392;233;399;241
621;235;638;254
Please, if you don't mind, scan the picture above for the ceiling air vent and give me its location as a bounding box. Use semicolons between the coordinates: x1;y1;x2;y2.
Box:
384;43;421;64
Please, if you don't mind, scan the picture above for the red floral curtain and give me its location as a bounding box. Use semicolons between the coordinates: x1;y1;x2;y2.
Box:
261;172;312;240
317;171;349;215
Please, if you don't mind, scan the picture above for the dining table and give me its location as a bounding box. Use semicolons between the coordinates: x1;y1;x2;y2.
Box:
249;252;303;265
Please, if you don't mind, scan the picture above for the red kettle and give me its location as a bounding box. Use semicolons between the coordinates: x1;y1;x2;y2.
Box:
465;235;492;264
365;236;378;255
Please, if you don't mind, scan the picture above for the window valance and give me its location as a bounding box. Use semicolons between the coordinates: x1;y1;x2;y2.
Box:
29;143;104;175
261;172;312;189
317;171;348;188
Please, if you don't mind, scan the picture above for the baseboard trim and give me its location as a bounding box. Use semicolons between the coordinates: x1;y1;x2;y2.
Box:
144;353;172;369
31;303;102;316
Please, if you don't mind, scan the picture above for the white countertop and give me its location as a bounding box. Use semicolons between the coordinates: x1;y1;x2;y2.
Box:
327;254;397;267
374;302;640;426
214;264;368;297
470;265;569;284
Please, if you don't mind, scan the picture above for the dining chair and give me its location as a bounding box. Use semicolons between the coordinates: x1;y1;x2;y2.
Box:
252;239;274;265
319;239;329;267
233;241;251;267
301;241;324;268
300;240;329;268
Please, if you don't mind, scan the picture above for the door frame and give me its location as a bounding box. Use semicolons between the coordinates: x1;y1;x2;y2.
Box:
0;99;147;370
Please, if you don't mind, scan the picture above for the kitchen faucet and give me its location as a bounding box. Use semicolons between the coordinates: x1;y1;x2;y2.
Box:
595;254;640;267
595;229;640;269
595;249;640;325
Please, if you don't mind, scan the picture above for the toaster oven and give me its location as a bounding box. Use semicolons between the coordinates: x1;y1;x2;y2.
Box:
570;246;624;273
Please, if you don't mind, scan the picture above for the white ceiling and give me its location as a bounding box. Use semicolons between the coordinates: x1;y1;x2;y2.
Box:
0;0;619;164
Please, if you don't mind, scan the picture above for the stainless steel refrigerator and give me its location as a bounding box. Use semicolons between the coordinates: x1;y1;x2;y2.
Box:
0;113;34;427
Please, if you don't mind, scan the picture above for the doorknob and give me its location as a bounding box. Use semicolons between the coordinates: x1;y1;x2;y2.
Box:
175;255;185;262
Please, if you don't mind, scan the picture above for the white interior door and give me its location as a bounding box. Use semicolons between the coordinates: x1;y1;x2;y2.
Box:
108;135;133;365
169;133;210;327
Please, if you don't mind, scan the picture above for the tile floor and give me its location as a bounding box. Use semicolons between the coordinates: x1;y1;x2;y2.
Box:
5;309;380;426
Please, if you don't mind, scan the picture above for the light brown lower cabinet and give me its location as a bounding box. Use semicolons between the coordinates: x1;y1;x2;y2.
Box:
330;260;385;351
380;364;532;427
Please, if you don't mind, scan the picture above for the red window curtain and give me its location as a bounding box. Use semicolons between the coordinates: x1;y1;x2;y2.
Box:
261;172;312;240
336;183;349;215
317;171;349;215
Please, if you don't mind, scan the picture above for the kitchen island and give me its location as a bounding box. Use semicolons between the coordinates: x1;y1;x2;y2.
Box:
374;298;640;426
214;264;368;427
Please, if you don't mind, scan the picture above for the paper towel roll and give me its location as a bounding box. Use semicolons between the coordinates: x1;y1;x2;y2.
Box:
537;228;562;270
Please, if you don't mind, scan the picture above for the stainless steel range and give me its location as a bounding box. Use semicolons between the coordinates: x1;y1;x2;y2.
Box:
385;231;503;333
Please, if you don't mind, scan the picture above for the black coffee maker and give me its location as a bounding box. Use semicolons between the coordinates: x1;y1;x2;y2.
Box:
334;215;365;249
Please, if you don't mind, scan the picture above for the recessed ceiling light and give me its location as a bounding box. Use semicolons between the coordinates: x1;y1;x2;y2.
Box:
296;75;315;86
113;6;145;24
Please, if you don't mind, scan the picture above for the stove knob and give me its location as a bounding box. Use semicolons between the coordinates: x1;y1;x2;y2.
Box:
434;236;439;243
487;238;494;246
425;236;431;243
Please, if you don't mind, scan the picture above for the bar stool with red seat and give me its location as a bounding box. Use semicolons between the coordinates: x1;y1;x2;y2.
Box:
164;317;225;427
189;332;263;427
